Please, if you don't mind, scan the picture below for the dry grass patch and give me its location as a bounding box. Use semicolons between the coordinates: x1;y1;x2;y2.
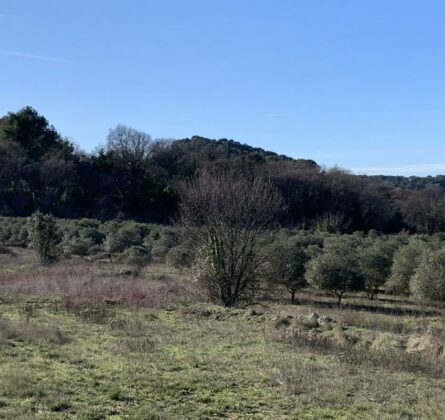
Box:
279;323;445;378
0;259;205;309
0;316;67;346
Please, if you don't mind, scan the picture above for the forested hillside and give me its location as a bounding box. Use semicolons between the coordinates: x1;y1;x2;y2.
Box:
1;106;445;233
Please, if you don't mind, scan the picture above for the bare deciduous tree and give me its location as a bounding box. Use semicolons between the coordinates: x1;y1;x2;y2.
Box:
399;186;445;234
106;125;152;167
106;125;153;216
178;168;283;307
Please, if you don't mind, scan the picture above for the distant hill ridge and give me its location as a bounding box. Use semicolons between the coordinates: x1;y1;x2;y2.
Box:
1;106;445;233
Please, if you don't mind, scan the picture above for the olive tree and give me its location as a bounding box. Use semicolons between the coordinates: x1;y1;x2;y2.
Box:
269;234;309;303
178;168;283;307
360;239;396;300
385;240;425;294
410;248;445;302
305;235;364;306
27;212;59;263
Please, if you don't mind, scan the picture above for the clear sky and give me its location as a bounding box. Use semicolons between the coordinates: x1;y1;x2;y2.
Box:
1;0;445;176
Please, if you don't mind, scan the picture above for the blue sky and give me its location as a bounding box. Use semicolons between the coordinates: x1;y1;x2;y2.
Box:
1;0;445;175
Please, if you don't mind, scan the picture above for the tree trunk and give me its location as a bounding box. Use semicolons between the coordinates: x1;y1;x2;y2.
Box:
337;292;343;307
291;290;296;304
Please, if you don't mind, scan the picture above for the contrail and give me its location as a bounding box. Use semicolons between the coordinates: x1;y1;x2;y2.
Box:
0;49;79;64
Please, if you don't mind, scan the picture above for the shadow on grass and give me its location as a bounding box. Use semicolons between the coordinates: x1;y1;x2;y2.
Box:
294;297;441;317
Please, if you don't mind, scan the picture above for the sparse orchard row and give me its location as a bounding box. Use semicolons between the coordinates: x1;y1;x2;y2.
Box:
1;212;445;306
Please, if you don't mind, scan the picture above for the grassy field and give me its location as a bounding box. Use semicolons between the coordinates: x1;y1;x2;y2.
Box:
0;248;444;419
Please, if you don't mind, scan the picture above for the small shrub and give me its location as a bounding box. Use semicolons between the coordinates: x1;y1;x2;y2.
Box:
104;223;145;253
151;245;169;263
62;236;94;256
0;217;28;247
165;245;193;271
122;246;151;275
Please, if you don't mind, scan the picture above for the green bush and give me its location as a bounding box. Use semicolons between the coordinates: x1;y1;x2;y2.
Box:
62;236;95;256
165;245;193;271
151;245;169;263
0;217;28;247
122;246;151;275
59;219;105;257
105;225;144;253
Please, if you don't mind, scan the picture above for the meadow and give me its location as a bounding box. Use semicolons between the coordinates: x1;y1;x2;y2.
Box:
0;247;444;419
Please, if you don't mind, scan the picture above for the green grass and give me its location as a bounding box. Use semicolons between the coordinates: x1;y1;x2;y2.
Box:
0;249;444;418
0;298;444;419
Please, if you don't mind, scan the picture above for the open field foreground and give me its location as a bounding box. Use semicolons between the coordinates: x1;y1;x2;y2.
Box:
0;248;444;419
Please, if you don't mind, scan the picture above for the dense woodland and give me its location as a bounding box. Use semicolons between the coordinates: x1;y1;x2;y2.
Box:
2;106;445;234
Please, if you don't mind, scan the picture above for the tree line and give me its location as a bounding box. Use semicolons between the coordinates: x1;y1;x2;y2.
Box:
2;106;445;234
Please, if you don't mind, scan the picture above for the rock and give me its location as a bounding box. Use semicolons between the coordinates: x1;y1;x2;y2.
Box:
406;329;444;357
319;315;334;323
304;312;320;328
308;312;319;321
248;308;264;316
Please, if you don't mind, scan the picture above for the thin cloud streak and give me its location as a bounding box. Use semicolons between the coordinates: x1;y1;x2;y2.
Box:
0;49;79;64
353;163;445;176
0;13;30;18
265;112;289;118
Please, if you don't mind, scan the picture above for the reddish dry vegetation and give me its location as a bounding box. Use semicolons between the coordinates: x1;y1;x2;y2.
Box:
0;250;203;310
